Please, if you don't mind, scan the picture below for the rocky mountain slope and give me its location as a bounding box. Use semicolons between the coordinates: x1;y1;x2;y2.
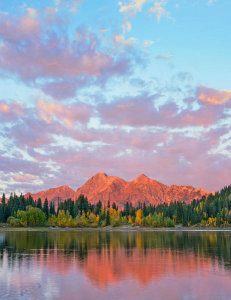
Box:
25;173;212;207
25;185;75;205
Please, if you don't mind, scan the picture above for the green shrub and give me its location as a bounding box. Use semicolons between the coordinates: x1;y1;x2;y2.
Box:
27;207;46;226
15;207;46;226
112;219;120;227
89;222;98;228
15;210;28;226
164;217;174;227
7;216;21;227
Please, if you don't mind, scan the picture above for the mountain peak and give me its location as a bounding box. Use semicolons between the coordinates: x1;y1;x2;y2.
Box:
93;172;108;178
25;173;212;208
24;185;75;204
138;173;148;179
134;174;149;182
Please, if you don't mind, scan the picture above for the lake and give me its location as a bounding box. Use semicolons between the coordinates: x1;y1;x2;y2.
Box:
0;230;231;299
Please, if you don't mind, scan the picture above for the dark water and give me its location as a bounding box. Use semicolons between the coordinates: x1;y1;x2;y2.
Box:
0;230;231;300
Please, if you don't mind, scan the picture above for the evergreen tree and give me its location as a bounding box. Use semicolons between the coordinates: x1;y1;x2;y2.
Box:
0;205;4;222
43;198;49;219
106;209;110;226
1;193;6;222
1;193;6;205
49;201;55;215
112;202;117;210
37;198;42;210
95;200;102;215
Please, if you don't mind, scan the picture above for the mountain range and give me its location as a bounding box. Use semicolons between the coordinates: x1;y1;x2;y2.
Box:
25;173;212;207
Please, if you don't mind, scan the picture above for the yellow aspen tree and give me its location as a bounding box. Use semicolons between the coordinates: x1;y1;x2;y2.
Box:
135;209;143;225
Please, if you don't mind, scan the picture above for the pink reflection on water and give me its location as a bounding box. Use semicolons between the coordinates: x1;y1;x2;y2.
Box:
1;246;231;300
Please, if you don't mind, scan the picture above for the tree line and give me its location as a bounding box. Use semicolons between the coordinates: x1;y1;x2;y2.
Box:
1;184;231;227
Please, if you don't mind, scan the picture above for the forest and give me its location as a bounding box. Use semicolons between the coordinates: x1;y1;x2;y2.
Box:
0;185;231;228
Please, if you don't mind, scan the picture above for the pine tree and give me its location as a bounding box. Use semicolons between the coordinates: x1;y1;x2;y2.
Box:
49;201;55;215
43;198;49;219
37;198;42;210
95;200;102;215
1;193;6;205
0;205;4;222
106;209;110;226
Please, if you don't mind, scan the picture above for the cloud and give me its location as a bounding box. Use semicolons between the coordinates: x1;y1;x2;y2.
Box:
44;7;59;22
37;100;93;125
69;0;82;13
118;0;170;21
0;155;52;179
0;10;39;42
12;173;38;182
114;34;136;47
197;86;231;105
0;12;135;100
40;79;89;100
208;0;218;5
0;101;25;122
7;117;58;149
98;86;230;128
55;0;82;13
24;125;231;192
156;53;172;60
122;21;132;33
143;40;154;47
98;94;160;126
0;93;230;194
118;0;148;15
26;8;38;18
149;1;170;22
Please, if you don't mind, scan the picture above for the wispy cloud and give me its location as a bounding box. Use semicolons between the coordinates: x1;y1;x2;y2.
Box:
143;40;154;47
118;0;148;15
156;53;172;59
208;0;218;6
149;1;170;22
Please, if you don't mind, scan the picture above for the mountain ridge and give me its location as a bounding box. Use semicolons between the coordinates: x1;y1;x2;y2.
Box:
25;173;213;207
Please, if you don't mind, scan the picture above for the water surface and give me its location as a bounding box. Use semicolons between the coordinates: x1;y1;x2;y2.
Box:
0;230;231;300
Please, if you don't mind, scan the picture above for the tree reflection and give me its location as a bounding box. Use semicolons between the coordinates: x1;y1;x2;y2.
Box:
0;230;231;286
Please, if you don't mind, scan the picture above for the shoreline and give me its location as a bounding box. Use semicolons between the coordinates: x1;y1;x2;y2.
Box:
1;225;231;232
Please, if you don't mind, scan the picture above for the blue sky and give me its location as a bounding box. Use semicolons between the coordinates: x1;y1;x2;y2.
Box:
0;0;230;194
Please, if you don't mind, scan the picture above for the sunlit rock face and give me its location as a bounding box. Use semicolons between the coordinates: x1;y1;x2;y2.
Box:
25;185;76;204
76;173;212;207
25;173;212;207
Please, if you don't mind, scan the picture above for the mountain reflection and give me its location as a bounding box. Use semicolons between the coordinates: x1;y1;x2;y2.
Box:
0;231;231;288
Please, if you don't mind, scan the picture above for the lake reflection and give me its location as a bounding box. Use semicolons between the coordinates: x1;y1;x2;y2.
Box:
0;230;231;300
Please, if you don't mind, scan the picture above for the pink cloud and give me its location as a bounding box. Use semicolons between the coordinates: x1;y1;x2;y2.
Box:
38;129;230;192
0;35;112;79
40;78;90;100
7;116;62;149
0;89;230;194
98;94;160;127
98;90;229;128
0;101;24;122
197;86;231;105
37;100;92;125
1;119;230;194
12;173;38;182
0;13;134;100
0;10;39;42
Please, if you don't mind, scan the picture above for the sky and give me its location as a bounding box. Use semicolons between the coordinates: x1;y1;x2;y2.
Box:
0;0;230;194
